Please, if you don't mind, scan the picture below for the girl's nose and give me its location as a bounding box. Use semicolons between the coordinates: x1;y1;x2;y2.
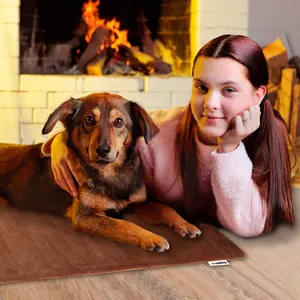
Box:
204;91;221;109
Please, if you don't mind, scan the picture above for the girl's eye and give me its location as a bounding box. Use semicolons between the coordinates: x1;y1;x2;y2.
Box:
196;84;208;93
223;88;236;94
85;116;95;126
113;117;124;128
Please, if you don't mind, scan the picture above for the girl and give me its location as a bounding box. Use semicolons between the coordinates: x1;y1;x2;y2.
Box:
42;34;295;237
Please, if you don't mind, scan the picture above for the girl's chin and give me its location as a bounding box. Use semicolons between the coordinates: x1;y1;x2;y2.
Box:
198;129;223;145
200;127;227;138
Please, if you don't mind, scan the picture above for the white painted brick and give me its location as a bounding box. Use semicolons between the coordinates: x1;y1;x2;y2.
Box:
32;123;64;144
20;108;33;123
118;92;172;110
0;92;47;108
0;121;19;142
0;75;19;90
33;108;53;124
34;135;49;144
0;136;20;143
0;23;19;39
48;92;83;108
0;39;19;57
0;108;14;123
0;6;19;23
144;77;193;92
76;77;84;92
200;28;229;45
20;75;78;92
0;108;32;123
202;12;248;29
0;57;19;74
202;0;248;14
83;76;142;92
0;0;20;5
200;28;249;46
0;23;20;43
21;124;44;144
172;92;191;107
223;28;248;36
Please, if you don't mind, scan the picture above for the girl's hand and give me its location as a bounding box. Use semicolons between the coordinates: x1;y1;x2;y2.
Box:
51;133;84;197
218;105;261;153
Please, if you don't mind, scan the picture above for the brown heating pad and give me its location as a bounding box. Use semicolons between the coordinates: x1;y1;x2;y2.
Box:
0;207;246;284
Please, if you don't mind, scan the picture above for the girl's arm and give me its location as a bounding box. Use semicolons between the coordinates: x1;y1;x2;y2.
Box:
210;142;267;237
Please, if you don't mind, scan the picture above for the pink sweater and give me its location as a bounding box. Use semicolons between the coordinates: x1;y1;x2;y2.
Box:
138;108;267;237
42;107;267;237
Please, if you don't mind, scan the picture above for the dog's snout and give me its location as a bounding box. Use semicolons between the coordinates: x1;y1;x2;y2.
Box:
96;144;111;158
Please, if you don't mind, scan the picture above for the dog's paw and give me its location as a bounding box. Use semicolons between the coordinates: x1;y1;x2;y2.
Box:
140;234;170;252
171;222;201;238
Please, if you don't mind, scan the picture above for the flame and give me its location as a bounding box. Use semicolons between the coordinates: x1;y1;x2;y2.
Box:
82;0;131;51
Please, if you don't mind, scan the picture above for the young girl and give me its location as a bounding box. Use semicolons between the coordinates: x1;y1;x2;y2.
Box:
42;34;295;237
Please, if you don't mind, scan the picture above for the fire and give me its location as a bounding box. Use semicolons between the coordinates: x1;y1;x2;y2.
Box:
82;0;131;51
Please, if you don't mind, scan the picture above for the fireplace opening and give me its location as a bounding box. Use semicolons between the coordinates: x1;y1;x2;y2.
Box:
20;0;191;76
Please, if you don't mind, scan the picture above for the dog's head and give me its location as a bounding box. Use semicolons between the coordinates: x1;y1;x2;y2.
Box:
42;93;159;167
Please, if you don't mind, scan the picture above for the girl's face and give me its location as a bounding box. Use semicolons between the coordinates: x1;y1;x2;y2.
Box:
191;57;266;145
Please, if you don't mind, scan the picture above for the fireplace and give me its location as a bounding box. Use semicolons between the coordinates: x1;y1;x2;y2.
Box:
0;0;249;144
20;0;196;76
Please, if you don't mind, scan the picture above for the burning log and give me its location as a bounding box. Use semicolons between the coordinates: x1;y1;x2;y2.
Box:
77;27;112;71
86;44;172;76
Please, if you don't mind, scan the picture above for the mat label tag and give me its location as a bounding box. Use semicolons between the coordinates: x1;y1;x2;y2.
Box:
208;260;229;267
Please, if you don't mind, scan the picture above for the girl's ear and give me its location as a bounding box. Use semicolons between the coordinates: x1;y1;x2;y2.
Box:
253;85;267;105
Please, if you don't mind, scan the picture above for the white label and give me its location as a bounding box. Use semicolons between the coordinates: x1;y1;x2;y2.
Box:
208;260;229;267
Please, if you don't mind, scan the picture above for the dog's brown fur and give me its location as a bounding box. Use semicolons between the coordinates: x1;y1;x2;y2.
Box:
0;93;201;252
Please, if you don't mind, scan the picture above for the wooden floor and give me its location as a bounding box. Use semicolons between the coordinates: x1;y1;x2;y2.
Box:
1;158;300;299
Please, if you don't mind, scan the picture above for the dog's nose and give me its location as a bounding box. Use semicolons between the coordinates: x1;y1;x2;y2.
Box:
96;144;111;158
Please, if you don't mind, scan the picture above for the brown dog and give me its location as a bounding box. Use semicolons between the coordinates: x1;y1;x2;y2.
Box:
0;93;201;252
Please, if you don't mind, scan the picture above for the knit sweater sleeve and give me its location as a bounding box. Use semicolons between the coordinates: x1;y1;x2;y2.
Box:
210;142;267;237
136;139;155;177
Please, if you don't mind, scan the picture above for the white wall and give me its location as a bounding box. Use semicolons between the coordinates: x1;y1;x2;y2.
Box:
248;0;300;59
199;0;249;45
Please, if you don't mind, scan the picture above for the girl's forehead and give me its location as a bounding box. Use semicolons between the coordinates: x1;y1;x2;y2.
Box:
193;57;249;84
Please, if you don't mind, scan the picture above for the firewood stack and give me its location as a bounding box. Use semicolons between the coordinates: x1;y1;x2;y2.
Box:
263;38;300;148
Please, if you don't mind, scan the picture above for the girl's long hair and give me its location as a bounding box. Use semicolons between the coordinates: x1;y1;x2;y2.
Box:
176;34;295;231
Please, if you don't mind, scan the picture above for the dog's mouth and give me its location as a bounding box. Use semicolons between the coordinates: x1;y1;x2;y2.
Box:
95;151;119;165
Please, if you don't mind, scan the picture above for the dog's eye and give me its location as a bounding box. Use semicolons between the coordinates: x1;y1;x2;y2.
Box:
113;118;124;128
85;116;95;126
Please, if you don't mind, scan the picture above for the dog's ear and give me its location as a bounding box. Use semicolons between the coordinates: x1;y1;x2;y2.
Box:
128;101;159;144
42;98;83;134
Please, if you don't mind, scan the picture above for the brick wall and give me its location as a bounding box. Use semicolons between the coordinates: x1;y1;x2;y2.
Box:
0;0;20;90
0;0;250;145
199;0;249;45
158;0;191;74
0;75;192;144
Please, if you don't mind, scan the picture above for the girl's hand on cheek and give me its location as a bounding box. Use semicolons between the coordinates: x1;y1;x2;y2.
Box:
217;104;261;153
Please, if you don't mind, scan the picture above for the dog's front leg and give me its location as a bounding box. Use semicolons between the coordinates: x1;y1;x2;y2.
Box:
136;202;201;238
72;212;170;252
